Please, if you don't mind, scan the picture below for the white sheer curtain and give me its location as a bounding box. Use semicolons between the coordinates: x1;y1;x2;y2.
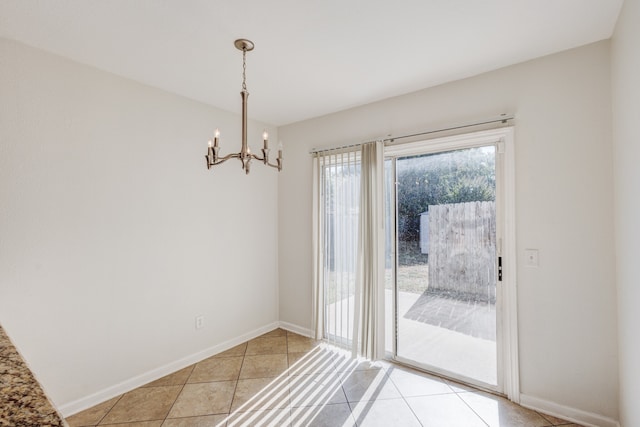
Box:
352;141;385;359
312;142;384;359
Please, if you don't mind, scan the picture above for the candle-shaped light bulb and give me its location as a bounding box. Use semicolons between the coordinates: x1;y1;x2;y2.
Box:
214;128;220;148
277;141;283;159
247;146;252;155
208;139;212;148
262;130;269;150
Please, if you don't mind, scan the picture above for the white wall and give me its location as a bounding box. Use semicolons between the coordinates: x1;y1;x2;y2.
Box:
0;38;279;411
612;0;640;425
279;41;619;421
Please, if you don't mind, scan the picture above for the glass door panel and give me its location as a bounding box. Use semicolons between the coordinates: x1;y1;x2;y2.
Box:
391;145;498;387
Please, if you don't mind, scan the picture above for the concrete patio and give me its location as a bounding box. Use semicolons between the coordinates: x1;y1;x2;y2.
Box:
390;290;497;386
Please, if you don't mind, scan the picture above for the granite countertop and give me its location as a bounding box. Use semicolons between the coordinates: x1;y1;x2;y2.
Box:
0;325;66;426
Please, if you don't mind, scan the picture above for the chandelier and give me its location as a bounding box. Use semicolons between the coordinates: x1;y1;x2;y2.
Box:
205;39;282;175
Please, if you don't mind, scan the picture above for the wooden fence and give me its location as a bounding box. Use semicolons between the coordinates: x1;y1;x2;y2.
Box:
427;201;496;302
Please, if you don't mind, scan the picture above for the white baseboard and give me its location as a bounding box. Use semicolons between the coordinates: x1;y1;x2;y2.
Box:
520;393;620;427
278;321;313;338
59;321;280;417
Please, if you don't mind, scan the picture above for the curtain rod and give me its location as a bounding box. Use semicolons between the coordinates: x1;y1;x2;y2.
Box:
309;113;514;154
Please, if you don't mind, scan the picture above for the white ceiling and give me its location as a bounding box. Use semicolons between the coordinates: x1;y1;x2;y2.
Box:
0;1;624;126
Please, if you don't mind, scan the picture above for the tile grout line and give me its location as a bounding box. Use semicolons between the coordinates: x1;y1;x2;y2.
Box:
93;393;125;427
387;371;431;427
382;368;426;427
396;394;425;427
159;363;196;425
453;390;491;427
160;383;187;425
227;346;247;421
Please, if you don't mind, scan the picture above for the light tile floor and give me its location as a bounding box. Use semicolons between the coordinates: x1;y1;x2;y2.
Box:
66;329;583;427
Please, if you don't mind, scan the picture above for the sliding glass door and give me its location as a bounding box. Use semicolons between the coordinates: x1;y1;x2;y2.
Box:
386;141;502;391
315;127;516;396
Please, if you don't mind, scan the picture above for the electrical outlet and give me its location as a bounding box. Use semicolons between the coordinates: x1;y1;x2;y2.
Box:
195;315;204;330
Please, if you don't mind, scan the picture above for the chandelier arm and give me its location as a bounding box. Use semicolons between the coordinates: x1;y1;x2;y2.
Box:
246;152;282;170
209;153;242;167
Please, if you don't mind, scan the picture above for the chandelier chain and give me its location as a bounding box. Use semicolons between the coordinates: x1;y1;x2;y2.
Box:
242;48;247;91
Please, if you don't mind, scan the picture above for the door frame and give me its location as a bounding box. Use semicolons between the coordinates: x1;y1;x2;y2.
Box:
383;126;519;401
